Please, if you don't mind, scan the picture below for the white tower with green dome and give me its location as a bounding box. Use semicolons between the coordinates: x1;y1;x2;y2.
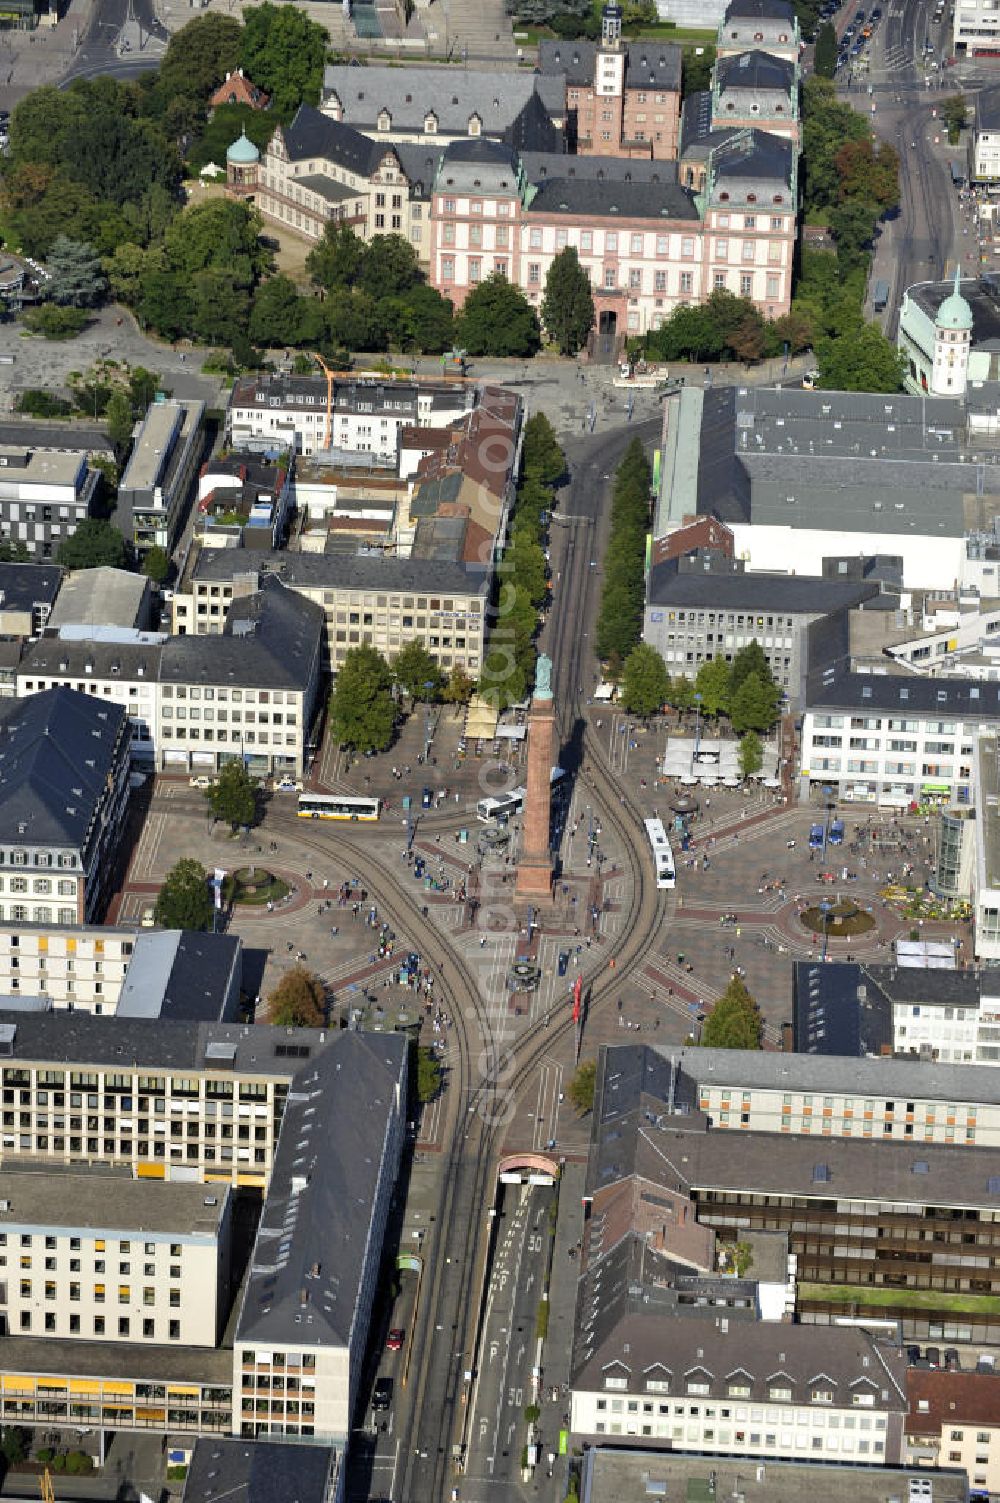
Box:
930;266;973;397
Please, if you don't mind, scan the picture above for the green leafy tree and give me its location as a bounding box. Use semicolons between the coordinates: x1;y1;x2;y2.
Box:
15;389;73;419
329;644;397;752
379;283;455;355
306;220;366;293
729;672;781;734
738;730;764;780
701;975;763;1050
141;545;170;586
56;519;127;570
238;1;328;117
522;412;564;486
682;43;715;98
393;641;445;700
415;1044;443;1103
816;321;905;393
668;673;695;712
185;101;275;176
156;13;241;105
105;389;135;452
21;305;88;340
154;857;213;931
568;1059;596;1115
207;760;258;830
358;233;420;301
813;19;837;77
457;273;541;357
0;1428;29;1465
443;666;475;704
729;641;771;695
0;540;30;562
268;964;326;1027
541;246;594;356
941;93;968;144
46;236;107;307
249;274;315;349
620;642;670;717
694;656;732;718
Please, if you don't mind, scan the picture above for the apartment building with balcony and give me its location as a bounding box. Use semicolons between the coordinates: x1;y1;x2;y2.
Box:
0;446;102;563
906;1369;1000;1494
116;400;205;561
0;563;62;640
0;1170;231;1346
226;372;472;461
0;689;130;925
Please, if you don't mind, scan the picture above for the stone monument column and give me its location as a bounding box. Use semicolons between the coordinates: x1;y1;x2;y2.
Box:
515;653;556;904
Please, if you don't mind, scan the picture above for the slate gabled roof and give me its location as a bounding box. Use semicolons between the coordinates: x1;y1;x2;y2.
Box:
716;49;795;92
236;1030;407;1349
0;687;126;849
280;104;387;177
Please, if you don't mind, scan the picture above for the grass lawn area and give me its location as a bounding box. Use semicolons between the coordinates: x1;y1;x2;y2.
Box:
800;1282;1000;1315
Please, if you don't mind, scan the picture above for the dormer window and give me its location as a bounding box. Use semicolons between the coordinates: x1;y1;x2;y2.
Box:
754;29;764;37
769;1384;793;1401
747;192;757;202
468;113;482;136
377;109;391;131
424;112;438;134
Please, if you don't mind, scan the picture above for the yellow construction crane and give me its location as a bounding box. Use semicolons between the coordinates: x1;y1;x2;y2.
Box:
39;1468;55;1503
311;352;337;452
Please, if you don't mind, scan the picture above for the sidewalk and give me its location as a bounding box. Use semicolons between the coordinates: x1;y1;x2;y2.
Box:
537;1158;587;1470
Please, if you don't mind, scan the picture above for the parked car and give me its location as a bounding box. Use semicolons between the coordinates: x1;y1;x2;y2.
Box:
557;950;570;977
386;1328;405;1352
189;775;215;789
925;1346;942;1368
372;1377;393;1411
274;777;303;793
140;905;156;929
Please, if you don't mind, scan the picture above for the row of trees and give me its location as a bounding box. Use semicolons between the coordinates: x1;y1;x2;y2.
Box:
617;639;781;736
328;643;475;755
797;77;905;392
479;412;565;710
594;440;652;666
642;287;813;366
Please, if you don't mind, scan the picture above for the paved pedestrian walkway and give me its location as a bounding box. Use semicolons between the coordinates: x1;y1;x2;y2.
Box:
536;1159;587;1475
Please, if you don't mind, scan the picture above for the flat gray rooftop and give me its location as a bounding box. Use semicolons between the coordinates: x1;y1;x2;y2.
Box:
980;737;1000;892
581;1448;969;1503
119;402;184;494
0;1166;228;1237
0;1333;233;1384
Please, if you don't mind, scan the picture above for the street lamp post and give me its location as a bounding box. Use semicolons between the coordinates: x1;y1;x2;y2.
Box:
693;692;703;763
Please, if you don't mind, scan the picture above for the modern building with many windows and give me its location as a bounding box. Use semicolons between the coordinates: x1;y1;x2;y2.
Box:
0;1170;232;1346
0;1014;407;1473
174;550;491;677
799;671;998;807
0;446;102;562
584;1043;1000;1350
15;578;325;778
643;552;880;706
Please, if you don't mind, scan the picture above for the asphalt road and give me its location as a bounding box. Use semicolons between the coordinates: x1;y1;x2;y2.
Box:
62;0;166;83
463;1183;554;1492
397;415;663;1503
842;0;969;329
